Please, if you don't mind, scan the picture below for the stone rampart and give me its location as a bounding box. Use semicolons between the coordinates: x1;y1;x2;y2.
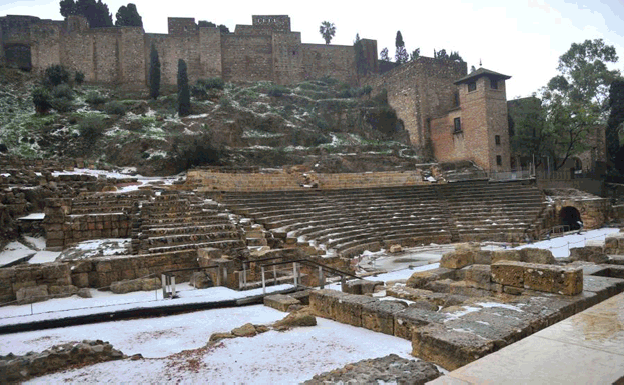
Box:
187;169;428;192
5;14;367;87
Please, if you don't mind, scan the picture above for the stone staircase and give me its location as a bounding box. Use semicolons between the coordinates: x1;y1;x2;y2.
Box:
217;181;549;257
130;192;247;255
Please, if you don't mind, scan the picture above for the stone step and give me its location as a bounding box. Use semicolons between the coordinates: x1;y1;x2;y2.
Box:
146;239;246;254
143;223;237;236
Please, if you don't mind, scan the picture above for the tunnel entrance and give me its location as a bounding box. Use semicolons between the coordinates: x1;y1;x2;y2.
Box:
560;206;582;230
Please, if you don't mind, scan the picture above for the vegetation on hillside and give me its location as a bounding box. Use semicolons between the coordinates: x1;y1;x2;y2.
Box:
0;65;414;175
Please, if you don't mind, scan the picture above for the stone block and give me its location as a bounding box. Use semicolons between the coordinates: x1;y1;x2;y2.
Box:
521;248;555;264
49;285;78;297
264;294;300;312
16;285;49;304
361;300;407;335
523;263;583;295
406;268;455;289
440;249;474;269
198;247;223;261
110;279;142;294
190;271;213;289
463;264;491;286
394;307;447;341
289;290;310;305
335;295;377;327
71;273;90;288
309;289;349;320
473;250;493;265
570;246;608;264
424;278;454;293
386;286;448;306
140;277;161;291
389;244;403;253
42;264;69;280
491;250;523;264
343;279;383;295
491;261;525;287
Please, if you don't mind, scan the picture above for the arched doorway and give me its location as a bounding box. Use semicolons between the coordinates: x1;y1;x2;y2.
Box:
560;206;582;230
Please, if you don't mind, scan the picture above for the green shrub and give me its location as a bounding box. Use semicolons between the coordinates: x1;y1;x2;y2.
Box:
52;84;74;101
51;98;74;112
78;114;107;147
32;87;53;114
85;91;107;105
319;76;339;86
141;151;150;159
267;84;289;97
44;65;70;87
103;101;127;115
75;71;85;85
197;77;224;90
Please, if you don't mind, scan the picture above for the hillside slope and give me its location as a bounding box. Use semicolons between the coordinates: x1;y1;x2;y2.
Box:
0;68;425;175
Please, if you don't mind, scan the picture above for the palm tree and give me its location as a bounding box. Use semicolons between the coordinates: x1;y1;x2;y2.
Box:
319;21;336;45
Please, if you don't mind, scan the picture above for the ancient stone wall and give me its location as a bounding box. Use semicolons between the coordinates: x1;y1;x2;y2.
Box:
186;169;429;192
221;34;274;82
301;44;357;85
0;249;199;304
364;57;467;149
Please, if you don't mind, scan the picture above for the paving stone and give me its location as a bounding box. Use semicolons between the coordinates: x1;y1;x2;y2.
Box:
361;300;407;335
264;294;300;312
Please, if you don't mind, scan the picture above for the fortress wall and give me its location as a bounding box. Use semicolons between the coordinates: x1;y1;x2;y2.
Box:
146;33;203;86
431;110;469;163
221;34;273;82
485;81;511;170
365;64;420;146
271;32;303;85
119;28;146;87
92;32;120;83
301;43;357;85
199;27;222;79
364;58;466;148
30;22;62;73
60;31;96;81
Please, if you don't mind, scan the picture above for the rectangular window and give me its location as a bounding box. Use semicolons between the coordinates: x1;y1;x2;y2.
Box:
453;117;461;133
495;135;501;145
468;82;477;92
496;155;502;166
454;92;460;107
491;79;498;89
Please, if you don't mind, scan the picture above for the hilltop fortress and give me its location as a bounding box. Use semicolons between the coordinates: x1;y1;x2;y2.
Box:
0;14;512;171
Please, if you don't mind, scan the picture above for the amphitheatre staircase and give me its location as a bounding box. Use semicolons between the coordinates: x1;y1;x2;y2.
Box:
216;180;548;256
130;192;246;255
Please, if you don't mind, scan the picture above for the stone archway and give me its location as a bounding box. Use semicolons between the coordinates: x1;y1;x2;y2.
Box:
560;206;582;230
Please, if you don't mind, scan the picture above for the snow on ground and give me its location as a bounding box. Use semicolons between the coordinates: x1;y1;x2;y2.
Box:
21;313;413;384
18;213;45;220
51;167;183;193
514;228;619;258
27;251;60;264
0;284;294;326
0;241;35;267
22;235;46;251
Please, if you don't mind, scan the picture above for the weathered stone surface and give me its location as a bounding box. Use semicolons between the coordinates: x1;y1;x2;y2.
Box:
110;277;160;294
424;278;454;293
264;294;300;312
386;285;448;306
393;307;447;341
231;323;257;337
49;284;78;297
491;250;523;264
198;247;223;262
570;246;608;264
440;249;474;269
77;287;92;298
208;332;236;344
406;268;455;289
0;340;124;383
523;263;583;295
521;248;556;264
139;277;161;291
16;285;48;304
491;261;525;287
303;354;441;385
273;307;317;330
190;271;213;289
389;244;403;253
289;290;310;305
463;264;491;288
343;279;383;295
361;300;407;335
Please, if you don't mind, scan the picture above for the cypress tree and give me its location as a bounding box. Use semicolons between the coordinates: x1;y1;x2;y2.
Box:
149;43;160;100
177;59;190;117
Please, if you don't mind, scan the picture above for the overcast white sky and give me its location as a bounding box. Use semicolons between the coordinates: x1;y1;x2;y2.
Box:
2;0;623;98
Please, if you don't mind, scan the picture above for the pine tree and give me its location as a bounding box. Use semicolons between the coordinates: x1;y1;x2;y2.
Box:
177;59;190;117
149;43;160;100
115;3;142;27
60;0;112;27
395;31;408;64
380;47;390;62
607;80;624;167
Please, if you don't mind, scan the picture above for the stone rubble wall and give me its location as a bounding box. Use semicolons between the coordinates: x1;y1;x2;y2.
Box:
0;249;199;304
0;340;124;383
